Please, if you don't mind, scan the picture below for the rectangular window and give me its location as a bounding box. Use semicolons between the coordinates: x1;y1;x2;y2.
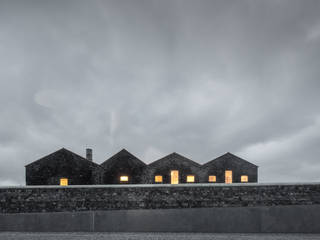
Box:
155;175;163;183
241;175;248;182
225;170;232;184
60;178;68;186
171;170;179;184
120;176;128;182
186;175;195;183
208;175;216;182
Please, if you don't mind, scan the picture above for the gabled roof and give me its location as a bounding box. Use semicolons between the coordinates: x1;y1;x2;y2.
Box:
202;152;258;168
100;148;146;170
148;152;201;168
25;148;103;168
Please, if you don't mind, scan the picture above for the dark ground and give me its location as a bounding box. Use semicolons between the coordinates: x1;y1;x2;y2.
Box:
0;233;320;240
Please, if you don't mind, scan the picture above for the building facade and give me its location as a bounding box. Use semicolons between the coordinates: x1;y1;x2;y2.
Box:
200;152;258;183
25;148;258;185
25;148;104;186
142;152;202;184
101;149;146;184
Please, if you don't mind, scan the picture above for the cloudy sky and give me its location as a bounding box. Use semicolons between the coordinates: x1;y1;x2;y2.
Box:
0;0;320;185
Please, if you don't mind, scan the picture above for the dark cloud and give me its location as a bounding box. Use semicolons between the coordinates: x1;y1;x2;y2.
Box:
0;0;320;185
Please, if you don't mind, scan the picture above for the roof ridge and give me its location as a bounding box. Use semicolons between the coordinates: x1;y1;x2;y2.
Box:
101;148;146;168
63;148;104;167
202;152;258;167
148;152;200;167
25;148;103;168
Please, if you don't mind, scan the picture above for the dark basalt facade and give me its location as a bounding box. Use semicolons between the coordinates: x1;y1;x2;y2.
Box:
200;152;258;183
25;148;258;185
25;148;104;185
143;152;201;184
101;149;146;184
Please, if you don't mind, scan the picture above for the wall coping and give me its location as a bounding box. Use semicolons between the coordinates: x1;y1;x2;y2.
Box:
1;182;320;189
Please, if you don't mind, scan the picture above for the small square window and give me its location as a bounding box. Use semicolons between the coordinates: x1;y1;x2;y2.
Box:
120;176;128;182
241;175;248;182
186;175;195;183
155;175;163;183
208;175;216;182
60;178;68;186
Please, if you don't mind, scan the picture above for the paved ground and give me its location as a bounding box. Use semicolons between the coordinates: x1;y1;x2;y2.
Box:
0;233;320;240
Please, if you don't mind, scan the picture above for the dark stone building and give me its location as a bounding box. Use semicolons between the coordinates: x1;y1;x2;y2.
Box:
25;148;104;185
200;152;258;183
25;148;258;185
143;152;201;184
101;149;146;184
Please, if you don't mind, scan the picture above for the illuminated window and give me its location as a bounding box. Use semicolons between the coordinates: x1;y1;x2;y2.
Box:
120;176;128;182
60;178;68;186
186;175;195;183
155;175;163;183
171;170;179;184
208;175;216;182
225;170;232;184
241;175;248;182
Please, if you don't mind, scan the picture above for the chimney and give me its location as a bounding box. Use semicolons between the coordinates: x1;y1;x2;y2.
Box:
86;148;92;161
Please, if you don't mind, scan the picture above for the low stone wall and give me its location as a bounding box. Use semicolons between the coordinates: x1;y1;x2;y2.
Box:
0;183;320;214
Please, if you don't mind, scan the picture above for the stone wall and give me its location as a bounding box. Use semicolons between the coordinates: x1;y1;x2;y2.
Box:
1;183;320;214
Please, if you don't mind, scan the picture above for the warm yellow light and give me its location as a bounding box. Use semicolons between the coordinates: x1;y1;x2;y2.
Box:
120;176;128;182
208;175;216;182
171;170;179;184
60;178;68;186
225;170;232;184
186;175;195;183
155;175;163;183
241;175;248;182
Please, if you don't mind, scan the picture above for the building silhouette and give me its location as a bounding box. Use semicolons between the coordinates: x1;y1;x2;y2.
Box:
25;148;258;185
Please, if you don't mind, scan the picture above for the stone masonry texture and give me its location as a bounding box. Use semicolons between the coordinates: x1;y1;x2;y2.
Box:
0;183;320;214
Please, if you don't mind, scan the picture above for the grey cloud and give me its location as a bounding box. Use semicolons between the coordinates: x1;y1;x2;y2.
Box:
0;0;320;185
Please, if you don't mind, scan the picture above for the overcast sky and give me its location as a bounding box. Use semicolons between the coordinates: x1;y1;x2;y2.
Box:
0;0;320;185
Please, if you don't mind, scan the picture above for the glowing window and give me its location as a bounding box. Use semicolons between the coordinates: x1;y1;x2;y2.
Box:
241;175;248;182
171;170;179;184
225;170;232;184
120;176;128;182
155;175;163;183
186;175;195;183
60;178;68;186
208;175;216;182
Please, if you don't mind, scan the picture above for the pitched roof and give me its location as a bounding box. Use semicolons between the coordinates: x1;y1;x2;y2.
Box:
100;148;146;170
202;152;258;168
25;148;103;168
148;152;201;168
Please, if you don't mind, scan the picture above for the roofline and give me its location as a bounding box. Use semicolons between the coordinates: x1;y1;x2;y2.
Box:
202;152;258;168
101;148;146;168
148;152;201;167
25;149;258;169
25;147;103;168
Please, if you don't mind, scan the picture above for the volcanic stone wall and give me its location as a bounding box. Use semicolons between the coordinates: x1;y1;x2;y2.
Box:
0;183;320;214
